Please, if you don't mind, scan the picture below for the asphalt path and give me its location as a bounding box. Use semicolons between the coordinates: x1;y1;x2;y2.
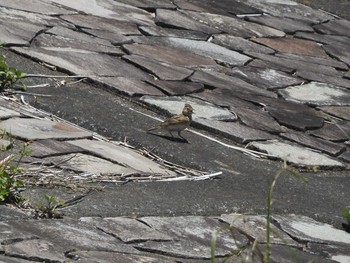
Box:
5;49;350;228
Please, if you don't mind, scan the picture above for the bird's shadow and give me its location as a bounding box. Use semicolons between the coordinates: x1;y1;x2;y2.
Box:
147;132;189;143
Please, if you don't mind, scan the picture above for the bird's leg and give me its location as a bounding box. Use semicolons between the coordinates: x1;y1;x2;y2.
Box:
169;131;175;138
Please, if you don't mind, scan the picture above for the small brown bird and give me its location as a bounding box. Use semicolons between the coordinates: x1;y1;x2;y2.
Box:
147;103;193;140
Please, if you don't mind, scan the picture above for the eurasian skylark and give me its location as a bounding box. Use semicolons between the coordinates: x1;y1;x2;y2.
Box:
147;103;193;140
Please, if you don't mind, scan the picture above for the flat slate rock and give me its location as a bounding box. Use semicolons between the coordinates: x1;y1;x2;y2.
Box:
46;153;138;176
140;96;237;122
138;216;247;259
0;106;21;119
0;255;30;263
220;214;298;246
248;140;344;168
146;80;204;96
182;10;285;38
196;118;274;144
123;54;194;81
0;0;74;15
174;0;262;16
189;70;276;98
294;31;350;46
319;106;350;121
92;77;164;97
210;34;275;55
313;19;350;38
81;217;172;243
279;82;350;106
66;251;177;263
280;132;346;156
310;121;350;142
12;47;150;80
248;52;339;76
68;139;176;175
0;18;45;46
322;42;350;67
339;150;350;163
247;14;314;33
229;66;303;90
80;28;133;45
28;139;84;158
244;0;333;23
240;96;324;131
138;25;208;40
295;71;350;89
272;214;350;245
0;118;92;141
234;107;284;133
307;243;350;263
155;37;251;67
123;43;216;68
155;9;220;35
33;26;122;55
115;0;176;10
60;14;141;35
252;37;328;58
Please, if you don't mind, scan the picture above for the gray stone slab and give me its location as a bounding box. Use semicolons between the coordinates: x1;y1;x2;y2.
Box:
247;14;314;33
123;43;216;68
280;132;346;156
67;139;176;175
295;71;350;89
323;42;350;67
339;150;350;163
12;47;150;79
81;217;172;243
152;37;252;67
182;10;285;38
138;216;247;259
81;28;133;45
61;14;140;35
229;66;303;90
49;0;154;25
239;95;324;131
116;0;176;10
320;106;350;121
220;214;298;246
6;219;139;253
248;52;339;76
272;214;350;245
92;77;164;97
310;121;350;142
4;239;65;263
146;80;204;96
0;19;44;46
196;118;274;144
33;26;122;55
46;153;138;176
174;0;262;16
28;139;83;158
140;96;237;122
295;32;350;46
244;0;334;23
189;70;276;98
210;34;275;55
249;140;344;167
0;0;74;15
155;9;220;35
275;52;348;71
66;250;177;263
0;118;92;141
123;54;194;81
253;37;328;58
0;255;32;263
0;206;30;221
0;106;21;119
314;19;350;38
307;243;350;263
279;82;350;106
138;25;208;40
234;107;284;133
0;221;38;245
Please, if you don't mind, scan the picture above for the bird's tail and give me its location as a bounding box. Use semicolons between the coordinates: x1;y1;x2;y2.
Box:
147;125;161;132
